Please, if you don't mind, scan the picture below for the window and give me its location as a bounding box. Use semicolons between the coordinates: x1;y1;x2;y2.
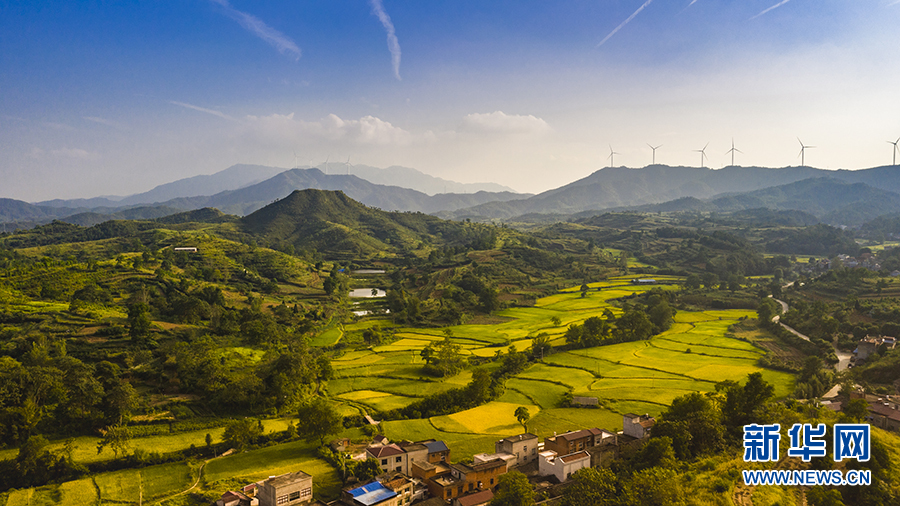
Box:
490;478;494;486
395;466;401;472
396;456;402;463
446;490;452;498
289;491;301;501
301;488;311;498
532;448;536;455
382;459;388;465
524;446;528;453
276;495;289;505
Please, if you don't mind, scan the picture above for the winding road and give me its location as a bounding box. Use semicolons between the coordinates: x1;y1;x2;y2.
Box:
769;295;851;373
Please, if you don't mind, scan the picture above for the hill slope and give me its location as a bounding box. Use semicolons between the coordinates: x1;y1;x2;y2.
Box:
239;189;486;257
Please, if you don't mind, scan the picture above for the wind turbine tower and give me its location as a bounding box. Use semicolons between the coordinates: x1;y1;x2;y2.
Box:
726;139;742;167
608;145;620;168
889;136;900;166
694;143;709;168
647;144;662;165
324;155;330;175
345;156;351;175
797;138;815;167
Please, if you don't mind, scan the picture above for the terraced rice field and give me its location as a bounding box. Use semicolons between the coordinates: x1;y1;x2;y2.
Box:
327;277;794;460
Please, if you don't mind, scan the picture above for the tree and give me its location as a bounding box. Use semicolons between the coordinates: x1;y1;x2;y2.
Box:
296;396;343;446
422;337;465;377
652;392;724;460
515;406;530;432
844;398;869;422
96;424;132;458
531;333;552;360
684;274;701;290
490;471;534;506
561;467;618;506
722;373;775;437
614;309;653;342
222;418;262;450
550;316;562;327
756;298;779;325
127;302;153;347
623;467;683;506
351;458;382;482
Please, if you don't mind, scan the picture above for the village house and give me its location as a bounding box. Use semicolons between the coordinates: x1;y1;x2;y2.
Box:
868;401;900;432
622;413;655;439
543;428;615;456
217;490;257;506
537;450;591;483
367;444;409;475
494;433;539;467
421;439;451;464
425;458;507;502
257;470;313;506
471;452;517;471
854;335;897;362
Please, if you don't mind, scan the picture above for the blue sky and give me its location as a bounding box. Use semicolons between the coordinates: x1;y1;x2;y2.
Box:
2;1;899;200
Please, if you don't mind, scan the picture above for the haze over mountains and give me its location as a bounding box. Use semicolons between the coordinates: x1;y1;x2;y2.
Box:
4;162;900;230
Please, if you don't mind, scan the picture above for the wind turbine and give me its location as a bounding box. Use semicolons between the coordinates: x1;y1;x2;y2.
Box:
725;139;742;167
324;154;330;175
345;156;352;175
694;143;709;168
647;144;662;165
608;145;620;168
292;150;298;169
889;136;900;166
797;138;815;166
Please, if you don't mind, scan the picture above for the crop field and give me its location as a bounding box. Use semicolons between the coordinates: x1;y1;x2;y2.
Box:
330;278;794;461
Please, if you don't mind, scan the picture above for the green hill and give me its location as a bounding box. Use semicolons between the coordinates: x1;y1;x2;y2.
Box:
239;189;485;257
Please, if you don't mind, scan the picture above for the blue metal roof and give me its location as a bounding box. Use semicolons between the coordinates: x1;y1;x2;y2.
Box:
348;482;397;506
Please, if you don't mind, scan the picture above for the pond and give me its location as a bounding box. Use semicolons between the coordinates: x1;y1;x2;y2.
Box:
349;288;386;298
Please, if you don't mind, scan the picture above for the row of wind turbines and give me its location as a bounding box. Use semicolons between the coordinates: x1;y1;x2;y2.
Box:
608;137;900;168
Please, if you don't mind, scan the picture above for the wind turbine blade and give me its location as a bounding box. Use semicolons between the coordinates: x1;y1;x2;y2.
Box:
798;137;804;146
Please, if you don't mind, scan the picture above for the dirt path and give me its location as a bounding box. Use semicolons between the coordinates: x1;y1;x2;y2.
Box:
152;460;209;505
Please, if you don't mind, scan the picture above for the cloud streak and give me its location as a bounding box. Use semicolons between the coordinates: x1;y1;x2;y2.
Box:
209;0;301;60
598;0;654;47
169;101;236;121
369;0;402;80
751;0;792;20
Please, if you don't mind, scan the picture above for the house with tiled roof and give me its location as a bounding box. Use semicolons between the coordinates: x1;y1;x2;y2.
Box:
538;450;591;483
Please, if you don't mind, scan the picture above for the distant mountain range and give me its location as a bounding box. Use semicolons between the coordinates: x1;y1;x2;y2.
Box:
439;164;900;222
6;163;900;230
0;165;526;228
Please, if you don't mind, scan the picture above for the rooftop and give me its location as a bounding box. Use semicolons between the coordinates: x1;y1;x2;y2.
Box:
265;470;311;489
499;433;538;444
559;451;590;463
347;481;398;506
424;440;449;453
456;489;494;506
367;444;405;458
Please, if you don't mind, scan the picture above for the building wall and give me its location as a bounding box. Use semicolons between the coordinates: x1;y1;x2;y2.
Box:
258;475;312;506
495;437;538;466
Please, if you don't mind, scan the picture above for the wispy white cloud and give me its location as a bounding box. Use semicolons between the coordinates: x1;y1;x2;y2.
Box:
598;0;654;47
688;0;700;6
169;101;236;121
751;0;792;20
244;113;414;146
84;116;127;130
460;111;550;135
209;0;301;60
369;0;402;80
